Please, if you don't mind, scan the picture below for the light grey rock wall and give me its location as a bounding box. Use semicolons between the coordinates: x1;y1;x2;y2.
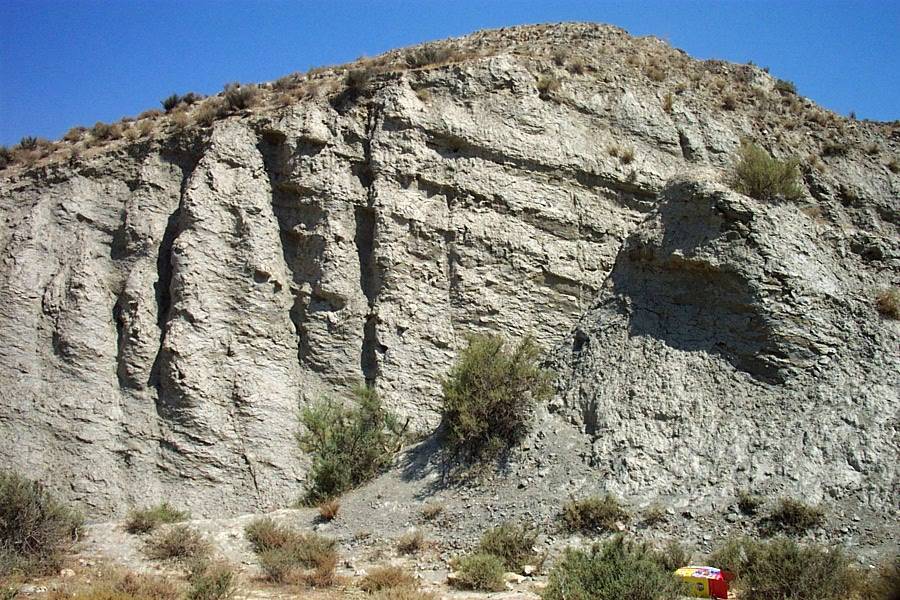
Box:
0;24;896;518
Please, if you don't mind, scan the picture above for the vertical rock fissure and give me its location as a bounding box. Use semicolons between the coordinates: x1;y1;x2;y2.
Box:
355;102;383;387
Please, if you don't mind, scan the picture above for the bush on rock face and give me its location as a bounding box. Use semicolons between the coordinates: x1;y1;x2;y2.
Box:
440;334;552;465
297;386;406;503
0;470;83;576
730;140;803;201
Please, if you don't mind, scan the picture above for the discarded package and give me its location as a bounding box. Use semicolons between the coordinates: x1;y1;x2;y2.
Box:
674;565;734;598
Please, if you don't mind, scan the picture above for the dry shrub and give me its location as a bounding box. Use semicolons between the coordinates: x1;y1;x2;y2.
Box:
244;517;337;587
775;78;797;95
223;83;259;111
123;126;140;141
536;74;560;99
620;147;635;164
137;121;154;137
194;99;226;126
405;45;454;68
477;522;539;572
642;504;666;525
761;497;825;535
396;529;424;555
645;64;666;82
0;470;83;577
145;525;210;562
561;494;629;534
875;288;900;320
125;503;189;535
662;92;674;114
171;111;191;129
737;489;765;515
63;127;86;142
370;588;436;600
722;93;739;110
359;565;415;593
887;157;899;174
63;567;180;600
317;499;340;522
420;502;443;521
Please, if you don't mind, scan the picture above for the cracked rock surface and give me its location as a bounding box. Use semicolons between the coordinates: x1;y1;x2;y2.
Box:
0;22;896;543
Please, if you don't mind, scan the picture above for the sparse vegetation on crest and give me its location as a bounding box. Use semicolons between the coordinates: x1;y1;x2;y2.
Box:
440;334;552;465
223;83;258;111
543;535;682;600
775;78;797;95
297;385;406;503
730;140;804;201
0;470;83;577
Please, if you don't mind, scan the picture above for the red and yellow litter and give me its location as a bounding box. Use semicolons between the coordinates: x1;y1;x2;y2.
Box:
674;565;734;598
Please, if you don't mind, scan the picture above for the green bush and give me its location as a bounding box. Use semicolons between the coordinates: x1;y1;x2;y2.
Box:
345;67;375;94
186;561;236;600
477;522;539;572
297;386;405;503
775;79;797;95
125;503;189;534
145;525;210;562
709;536;857;600
452;553;506;592
0;146;11;169
0;470;83;576
162;94;183;113
244;518;337;586
730;140;804;201
761;497;825;535
440;335;552;464
543;535;681;600
17;136;39;150
561;494;630;534
405;46;453;69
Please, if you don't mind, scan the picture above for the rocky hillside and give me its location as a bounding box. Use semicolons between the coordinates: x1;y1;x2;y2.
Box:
0;21;897;546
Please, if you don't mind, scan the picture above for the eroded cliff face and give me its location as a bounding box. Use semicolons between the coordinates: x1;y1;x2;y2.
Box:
0;23;897;518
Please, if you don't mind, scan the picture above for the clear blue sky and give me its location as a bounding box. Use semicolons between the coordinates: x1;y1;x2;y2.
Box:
2;0;898;146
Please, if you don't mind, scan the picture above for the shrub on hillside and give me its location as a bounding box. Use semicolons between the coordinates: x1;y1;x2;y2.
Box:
737;489;764;515
63;568;180;600
244;517;337;586
297;386;406;503
145;525;210;562
359;565;415;593
543;535;681;600
186;560;237;600
452;553;506;592
561;494;630;534
730;140;803;201
162;94;183;113
875;288;900;320
477;522;540;572
709;536;859;600
125;502;189;534
0;147;11;169
0;470;83;576
440;335;552;465
405;45;453;69
396;529;425;555
775;79;797;95
761;497;825;535
345;67;375;94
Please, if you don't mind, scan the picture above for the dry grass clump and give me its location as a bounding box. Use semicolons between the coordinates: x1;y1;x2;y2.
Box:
396;529;425;555
536;74;560;99
90;122;123;142
358;565;416;593
62;568;181;600
875;288;900;320
125;503;189;534
63;127;86;142
370;588;436;600
722;92;739;110
730;140;803;201
662;92;674;114
737;489;765;515
0;470;83;577
642;504;667;525
645;64;666;82
561;494;630;534
887;157;900;174
477;522;540;573
244;517;337;587
420;502;444;521
452;553;505;592
317;499;340;522
145;525;211;562
405;45;454;69
223;83;259;111
760;497;825;535
775;78;797;95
